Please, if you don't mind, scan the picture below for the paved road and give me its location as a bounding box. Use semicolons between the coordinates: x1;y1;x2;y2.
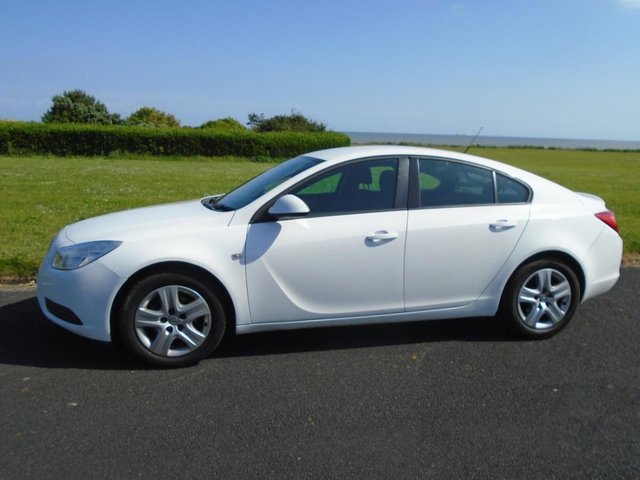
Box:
1;271;639;479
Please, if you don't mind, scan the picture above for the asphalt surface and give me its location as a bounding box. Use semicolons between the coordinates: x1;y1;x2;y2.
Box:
1;270;639;479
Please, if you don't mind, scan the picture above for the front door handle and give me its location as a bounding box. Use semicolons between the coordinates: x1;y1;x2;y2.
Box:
490;219;517;231
366;230;398;242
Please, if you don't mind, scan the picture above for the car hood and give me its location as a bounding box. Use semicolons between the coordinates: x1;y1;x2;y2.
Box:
64;199;234;243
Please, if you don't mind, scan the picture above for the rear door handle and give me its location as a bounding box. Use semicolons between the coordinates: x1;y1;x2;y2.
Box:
366;230;398;242
490;219;517;231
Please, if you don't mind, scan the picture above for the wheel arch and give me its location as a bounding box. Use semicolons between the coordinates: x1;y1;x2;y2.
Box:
504;250;586;303
109;261;236;343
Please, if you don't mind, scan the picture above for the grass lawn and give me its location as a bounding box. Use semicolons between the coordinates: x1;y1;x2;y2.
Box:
1;148;638;279
0;156;275;278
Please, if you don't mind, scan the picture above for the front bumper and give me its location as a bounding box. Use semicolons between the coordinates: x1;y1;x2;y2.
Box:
37;232;125;342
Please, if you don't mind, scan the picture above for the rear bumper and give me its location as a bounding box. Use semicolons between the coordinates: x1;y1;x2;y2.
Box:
582;227;623;302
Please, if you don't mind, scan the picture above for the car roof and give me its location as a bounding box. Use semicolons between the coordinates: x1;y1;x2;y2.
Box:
308;145;453;162
307;145;523;175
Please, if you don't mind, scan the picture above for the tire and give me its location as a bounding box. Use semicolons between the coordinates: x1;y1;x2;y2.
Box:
500;259;580;339
117;272;226;368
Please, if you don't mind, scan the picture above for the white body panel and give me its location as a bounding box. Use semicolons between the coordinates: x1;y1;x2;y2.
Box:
245;211;407;323
39;201;253;338
404;204;530;310
36;146;622;344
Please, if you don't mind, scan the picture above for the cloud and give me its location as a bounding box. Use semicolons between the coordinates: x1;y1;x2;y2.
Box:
618;0;640;9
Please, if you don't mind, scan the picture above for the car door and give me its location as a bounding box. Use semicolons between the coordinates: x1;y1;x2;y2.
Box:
404;157;531;310
244;157;408;324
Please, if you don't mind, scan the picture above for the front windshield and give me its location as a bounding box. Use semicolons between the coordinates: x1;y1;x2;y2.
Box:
214;155;323;210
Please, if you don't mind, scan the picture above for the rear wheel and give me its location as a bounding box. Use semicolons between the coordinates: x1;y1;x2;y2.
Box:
117;273;226;368
501;259;580;339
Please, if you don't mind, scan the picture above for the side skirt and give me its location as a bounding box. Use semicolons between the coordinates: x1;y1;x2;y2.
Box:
235;301;497;335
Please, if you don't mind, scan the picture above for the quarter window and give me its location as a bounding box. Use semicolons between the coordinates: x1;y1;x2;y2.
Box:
496;173;530;203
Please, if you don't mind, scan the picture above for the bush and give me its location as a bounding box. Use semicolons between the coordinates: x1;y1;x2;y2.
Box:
0;122;350;158
200;117;247;132
42;90;122;125
247;111;327;132
127;107;180;128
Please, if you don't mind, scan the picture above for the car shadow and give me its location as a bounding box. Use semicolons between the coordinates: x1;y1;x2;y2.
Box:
215;316;512;359
0;295;513;370
0;296;136;370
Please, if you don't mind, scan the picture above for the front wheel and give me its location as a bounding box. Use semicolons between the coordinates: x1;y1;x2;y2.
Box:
117;273;226;368
501;259;580;339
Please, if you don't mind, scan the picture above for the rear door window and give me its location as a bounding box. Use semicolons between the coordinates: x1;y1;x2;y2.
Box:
418;158;494;207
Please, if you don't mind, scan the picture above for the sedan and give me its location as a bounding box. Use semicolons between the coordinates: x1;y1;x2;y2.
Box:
37;146;622;367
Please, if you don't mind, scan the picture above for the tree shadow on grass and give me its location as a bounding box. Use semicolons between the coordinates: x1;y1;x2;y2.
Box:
0;294;513;370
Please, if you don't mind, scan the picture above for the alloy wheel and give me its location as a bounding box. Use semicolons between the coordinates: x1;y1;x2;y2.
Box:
134;285;212;357
516;268;572;330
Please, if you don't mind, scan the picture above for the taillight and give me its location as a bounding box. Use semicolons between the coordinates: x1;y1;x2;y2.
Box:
595;211;619;233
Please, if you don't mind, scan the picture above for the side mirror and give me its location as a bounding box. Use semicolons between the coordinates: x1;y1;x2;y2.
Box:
268;194;310;220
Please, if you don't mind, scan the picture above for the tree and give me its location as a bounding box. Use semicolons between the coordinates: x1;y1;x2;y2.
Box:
247;110;326;132
200;117;247;132
126;107;180;128
42;89;122;125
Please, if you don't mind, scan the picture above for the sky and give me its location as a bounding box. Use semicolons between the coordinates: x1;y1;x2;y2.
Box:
1;0;639;140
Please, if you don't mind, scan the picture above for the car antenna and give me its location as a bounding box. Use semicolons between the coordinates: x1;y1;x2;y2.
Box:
463;126;483;153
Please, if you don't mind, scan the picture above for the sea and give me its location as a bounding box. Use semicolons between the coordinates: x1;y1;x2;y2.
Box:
344;131;640;151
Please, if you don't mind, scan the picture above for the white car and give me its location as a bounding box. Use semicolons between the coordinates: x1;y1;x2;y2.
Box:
37;146;622;367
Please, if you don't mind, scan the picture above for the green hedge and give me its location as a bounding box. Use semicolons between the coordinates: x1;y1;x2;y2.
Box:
0;122;350;157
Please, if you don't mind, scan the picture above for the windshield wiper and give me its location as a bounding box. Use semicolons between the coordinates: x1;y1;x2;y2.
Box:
202;195;235;211
213;201;235;211
205;195;236;211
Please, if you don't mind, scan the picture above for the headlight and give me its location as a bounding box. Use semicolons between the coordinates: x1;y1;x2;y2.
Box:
52;241;122;270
